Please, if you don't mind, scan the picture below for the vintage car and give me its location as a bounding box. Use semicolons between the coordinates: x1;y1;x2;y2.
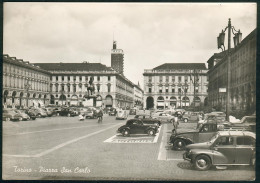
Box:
182;111;200;123
197;113;227;128
134;114;161;126
183;131;255;171
2;109;22;121
129;108;137;115
116;110;128;120
108;108;117;116
21;109;37;120
227;115;256;132
117;119;159;136
152;112;175;123
85;107;98;118
30;108;47;118
14;110;30;121
169;123;220;150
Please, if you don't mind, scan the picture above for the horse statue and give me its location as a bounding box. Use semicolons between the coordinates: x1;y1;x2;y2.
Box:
87;76;95;96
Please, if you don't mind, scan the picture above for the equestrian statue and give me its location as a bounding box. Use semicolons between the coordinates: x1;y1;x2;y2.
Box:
87;76;95;96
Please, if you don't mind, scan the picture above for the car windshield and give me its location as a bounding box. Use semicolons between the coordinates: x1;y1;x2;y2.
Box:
209;134;219;144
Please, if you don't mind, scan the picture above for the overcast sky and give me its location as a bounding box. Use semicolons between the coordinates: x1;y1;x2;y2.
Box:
3;3;256;88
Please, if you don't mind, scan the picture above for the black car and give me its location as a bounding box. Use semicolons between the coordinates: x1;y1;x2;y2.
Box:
117;119;159;137
134;114;161;126
129;109;137;115
59;108;77;117
109;108;117;116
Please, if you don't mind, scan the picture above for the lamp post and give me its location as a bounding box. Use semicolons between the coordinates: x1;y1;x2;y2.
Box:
182;80;189;108
217;18;242;121
190;69;199;111
24;80;31;107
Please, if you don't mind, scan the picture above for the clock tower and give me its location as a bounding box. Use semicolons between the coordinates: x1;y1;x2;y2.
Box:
111;41;124;75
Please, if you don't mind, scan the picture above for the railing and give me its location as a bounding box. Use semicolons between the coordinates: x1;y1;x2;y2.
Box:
50;70;117;74
144;69;208;74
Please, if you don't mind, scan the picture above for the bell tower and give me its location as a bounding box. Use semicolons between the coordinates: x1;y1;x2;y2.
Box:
111;41;124;75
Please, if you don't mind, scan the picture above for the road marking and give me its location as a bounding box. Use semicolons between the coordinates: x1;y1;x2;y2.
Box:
3;123;121;158
3;123;118;136
167;158;183;161
157;124;167;160
104;126;161;143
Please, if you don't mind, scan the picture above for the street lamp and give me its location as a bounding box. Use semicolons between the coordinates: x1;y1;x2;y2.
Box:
182;80;189;108
24;80;31;107
190;69;199;111
217;18;242;121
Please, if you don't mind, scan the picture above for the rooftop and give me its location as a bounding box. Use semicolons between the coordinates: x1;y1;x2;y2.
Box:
153;63;207;70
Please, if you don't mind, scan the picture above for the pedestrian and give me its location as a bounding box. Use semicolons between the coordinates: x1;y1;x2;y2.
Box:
97;109;103;123
172;114;179;134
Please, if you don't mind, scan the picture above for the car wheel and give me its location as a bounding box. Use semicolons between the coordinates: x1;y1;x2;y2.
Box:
122;129;130;137
19;117;23;121
194;155;212;171
67;113;71;117
148;129;155;136
37;114;42;118
184;118;188;123
173;139;186;151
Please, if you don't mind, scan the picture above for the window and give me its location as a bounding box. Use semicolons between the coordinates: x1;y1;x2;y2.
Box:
178;76;182;82
185;75;188;82
85;76;88;81
79;76;82;81
62;85;64;91
73;85;76;92
159;87;162;93
108;85;111;92
97;76;100;81
68;85;70;92
73;76;76;82
172;88;175;93
108;76;111;81
68;76;70;81
195;86;199;93
62;76;64;81
178;87;181;94
149;87;152;93
56;85;58;92
56;76;58;81
166;87;168;93
159;76;163;82
172;76;175;82
166;76;169;82
148;76;152;82
97;85;100;92
216;136;234;146
237;136;255;146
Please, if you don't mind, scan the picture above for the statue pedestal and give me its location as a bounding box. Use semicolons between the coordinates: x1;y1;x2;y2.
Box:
83;95;97;107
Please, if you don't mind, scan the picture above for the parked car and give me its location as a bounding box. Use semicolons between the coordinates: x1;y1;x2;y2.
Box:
182;111;199;123
116;110;128;120
169;123;220;150
117;119;159;136
108;108;117;116
134;114;161;126
129;108;137;115
42;108;54;117
85;107;98;118
2;109;22;121
59;107;77;117
183;131;255;170
21;109;37;120
152;112;175;123
14;110;30;121
197;113;227;128
32;108;47;118
227;115;256;132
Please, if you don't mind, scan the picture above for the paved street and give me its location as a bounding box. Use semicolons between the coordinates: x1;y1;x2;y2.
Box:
3;114;255;180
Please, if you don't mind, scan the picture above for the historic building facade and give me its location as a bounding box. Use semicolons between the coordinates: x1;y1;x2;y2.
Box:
207;29;256;115
3;54;51;108
143;63;208;110
133;83;144;109
35;62;134;108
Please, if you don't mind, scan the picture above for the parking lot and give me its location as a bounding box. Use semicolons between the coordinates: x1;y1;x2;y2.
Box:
2;114;255;180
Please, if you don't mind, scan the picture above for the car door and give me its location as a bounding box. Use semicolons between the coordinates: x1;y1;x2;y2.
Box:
235;136;255;164
130;120;143;134
213;136;236;164
197;124;217;143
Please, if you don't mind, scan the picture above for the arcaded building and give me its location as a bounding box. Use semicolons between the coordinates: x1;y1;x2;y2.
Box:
143;63;208;110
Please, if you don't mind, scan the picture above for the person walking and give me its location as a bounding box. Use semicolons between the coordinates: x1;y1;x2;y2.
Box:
97;108;103;123
172;114;179;134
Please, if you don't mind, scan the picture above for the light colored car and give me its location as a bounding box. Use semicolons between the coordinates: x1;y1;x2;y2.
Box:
183;131;255;170
182;111;199;123
116;110;128;120
152;112;174;123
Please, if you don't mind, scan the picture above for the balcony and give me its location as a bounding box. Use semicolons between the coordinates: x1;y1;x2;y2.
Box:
144;69;208;74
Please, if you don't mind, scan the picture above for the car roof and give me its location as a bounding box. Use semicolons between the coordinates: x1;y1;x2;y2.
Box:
217;131;255;138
